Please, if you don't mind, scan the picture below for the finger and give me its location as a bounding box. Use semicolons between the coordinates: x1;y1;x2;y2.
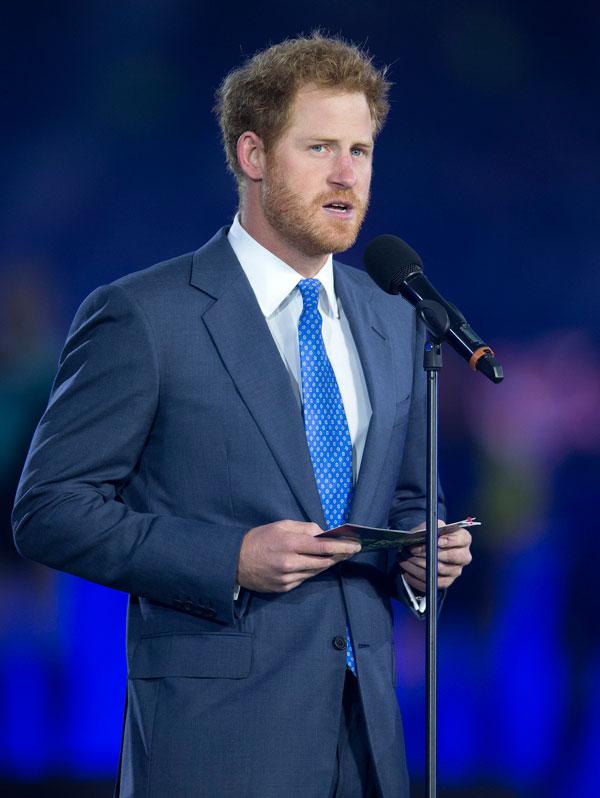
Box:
404;574;459;591
296;536;362;558
399;559;426;581
410;528;471;554
403;556;463;578
279;553;339;574
277;536;361;557
438;529;472;548
261;571;310;592
438;547;473;566
280;555;344;586
439;564;463;578
279;577;308;592
278;521;355;546
407;544;472;566
405;556;425;568
404;573;458;592
404;574;456;593
275;560;337;589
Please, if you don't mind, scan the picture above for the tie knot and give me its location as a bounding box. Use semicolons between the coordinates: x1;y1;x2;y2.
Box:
297;278;321;311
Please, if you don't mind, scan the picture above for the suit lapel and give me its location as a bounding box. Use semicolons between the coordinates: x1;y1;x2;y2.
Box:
190;230;326;527
333;264;397;525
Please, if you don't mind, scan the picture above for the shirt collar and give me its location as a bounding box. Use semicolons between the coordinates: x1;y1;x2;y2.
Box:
227;213;339;319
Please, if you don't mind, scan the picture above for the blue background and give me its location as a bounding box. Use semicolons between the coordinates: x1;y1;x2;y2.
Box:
1;2;599;795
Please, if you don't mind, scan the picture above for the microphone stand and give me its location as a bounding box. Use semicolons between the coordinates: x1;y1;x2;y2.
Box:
416;300;450;798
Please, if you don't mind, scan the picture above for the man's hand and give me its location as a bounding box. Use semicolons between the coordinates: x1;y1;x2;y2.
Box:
398;524;473;594
236;520;362;593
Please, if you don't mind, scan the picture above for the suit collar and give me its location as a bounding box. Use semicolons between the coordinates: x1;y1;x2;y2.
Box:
333;263;397;525
189;226;241;299
190;228;326;527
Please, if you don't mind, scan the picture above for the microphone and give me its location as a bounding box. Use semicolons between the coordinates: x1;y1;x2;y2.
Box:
364;234;503;383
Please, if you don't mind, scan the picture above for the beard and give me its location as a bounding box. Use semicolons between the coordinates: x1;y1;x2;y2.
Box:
260;159;369;258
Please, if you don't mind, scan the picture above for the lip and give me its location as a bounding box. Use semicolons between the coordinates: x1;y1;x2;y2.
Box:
322;202;355;220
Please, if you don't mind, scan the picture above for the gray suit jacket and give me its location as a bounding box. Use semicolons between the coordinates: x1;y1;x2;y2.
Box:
13;228;442;797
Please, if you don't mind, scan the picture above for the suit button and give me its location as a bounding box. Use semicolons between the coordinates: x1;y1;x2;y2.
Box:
332;636;346;651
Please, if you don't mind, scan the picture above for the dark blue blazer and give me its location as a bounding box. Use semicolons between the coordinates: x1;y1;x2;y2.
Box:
13;228;440;797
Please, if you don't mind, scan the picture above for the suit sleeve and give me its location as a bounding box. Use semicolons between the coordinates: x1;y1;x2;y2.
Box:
12;283;246;625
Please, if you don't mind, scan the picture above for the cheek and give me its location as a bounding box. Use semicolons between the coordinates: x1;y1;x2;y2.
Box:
299;164;327;188
359;165;373;190
281;164;320;195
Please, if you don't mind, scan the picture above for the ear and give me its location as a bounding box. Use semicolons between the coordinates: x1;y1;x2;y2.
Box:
236;131;266;182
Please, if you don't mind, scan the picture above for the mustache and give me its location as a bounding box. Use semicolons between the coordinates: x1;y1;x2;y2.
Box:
315;191;365;209
315;188;371;213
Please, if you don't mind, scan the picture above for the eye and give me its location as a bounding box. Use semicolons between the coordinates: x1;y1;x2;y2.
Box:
310;144;327;153
351;147;366;157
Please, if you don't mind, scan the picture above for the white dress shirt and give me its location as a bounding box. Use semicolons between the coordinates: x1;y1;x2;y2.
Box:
227;214;425;614
228;214;372;482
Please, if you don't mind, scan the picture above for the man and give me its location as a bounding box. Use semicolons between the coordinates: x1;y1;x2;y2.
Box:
13;35;472;797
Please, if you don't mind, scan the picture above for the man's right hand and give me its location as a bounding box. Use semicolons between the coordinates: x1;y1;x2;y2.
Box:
236;520;362;593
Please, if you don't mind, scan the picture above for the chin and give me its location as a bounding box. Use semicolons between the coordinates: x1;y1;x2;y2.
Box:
317;225;361;255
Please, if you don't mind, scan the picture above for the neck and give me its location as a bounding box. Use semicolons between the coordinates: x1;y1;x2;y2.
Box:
238;207;328;279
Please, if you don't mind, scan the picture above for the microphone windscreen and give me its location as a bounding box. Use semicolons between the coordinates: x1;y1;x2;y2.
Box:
364;235;423;294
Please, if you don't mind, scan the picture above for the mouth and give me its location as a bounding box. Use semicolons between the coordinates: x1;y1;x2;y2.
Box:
322;200;355;219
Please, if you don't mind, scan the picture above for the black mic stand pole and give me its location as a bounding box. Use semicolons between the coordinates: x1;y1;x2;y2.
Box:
416;300;451;798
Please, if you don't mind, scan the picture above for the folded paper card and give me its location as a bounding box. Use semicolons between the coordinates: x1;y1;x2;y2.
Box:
318;518;481;551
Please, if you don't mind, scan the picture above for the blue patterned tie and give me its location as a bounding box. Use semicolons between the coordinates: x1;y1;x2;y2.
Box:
297;278;357;675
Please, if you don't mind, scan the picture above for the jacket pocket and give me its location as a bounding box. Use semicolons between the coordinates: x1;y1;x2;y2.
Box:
129;632;253;679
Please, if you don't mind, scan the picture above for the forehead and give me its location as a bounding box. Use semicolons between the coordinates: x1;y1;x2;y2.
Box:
285;84;374;141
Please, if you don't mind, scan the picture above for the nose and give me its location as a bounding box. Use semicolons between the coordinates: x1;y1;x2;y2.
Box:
328;152;357;189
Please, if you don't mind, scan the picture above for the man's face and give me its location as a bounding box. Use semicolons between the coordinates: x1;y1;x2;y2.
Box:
260;85;374;258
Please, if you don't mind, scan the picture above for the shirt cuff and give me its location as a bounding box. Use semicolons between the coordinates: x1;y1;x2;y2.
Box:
402;575;426;614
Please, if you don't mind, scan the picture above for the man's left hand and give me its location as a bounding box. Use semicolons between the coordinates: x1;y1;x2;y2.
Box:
398;526;473;593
